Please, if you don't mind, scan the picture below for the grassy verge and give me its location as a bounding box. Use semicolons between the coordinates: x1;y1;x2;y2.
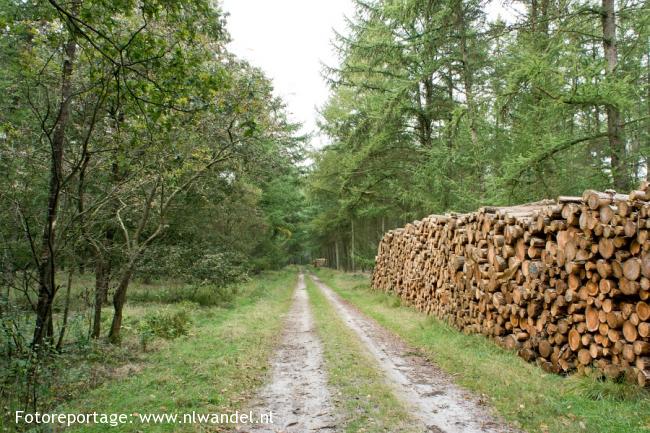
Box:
304;276;420;433
313;267;650;433
2;279;189;429
5;269;297;432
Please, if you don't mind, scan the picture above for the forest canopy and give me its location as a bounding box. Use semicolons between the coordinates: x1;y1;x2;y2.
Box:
306;0;650;271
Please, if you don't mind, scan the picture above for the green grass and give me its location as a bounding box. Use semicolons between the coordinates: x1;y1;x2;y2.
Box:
5;269;297;432
1;272;237;355
305;276;421;433
128;282;240;307
313;267;650;433
2;285;185;428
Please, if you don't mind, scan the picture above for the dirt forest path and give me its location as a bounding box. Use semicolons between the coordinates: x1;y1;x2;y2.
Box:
240;273;338;433
309;274;521;433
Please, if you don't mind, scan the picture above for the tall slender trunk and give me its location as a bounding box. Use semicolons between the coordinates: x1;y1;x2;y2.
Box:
416;78;434;148
350;218;355;273
442;66;454;211
592;45;602;136
455;0;478;148
95;112;124;338
454;0;484;200
91;216;115;337
108;180;160;344
530;0;538;32
32;6;79;349
91;259;110;338
601;0;628;190
539;0;549;36
75;151;103;339
415;1;435;149
335;239;340;271
76;154;89;274
55;270;73;351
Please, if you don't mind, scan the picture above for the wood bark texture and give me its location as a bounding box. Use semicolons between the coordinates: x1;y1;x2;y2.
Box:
372;184;650;385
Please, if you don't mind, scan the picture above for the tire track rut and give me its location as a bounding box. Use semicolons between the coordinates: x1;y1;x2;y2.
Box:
240;273;337;433
310;274;520;433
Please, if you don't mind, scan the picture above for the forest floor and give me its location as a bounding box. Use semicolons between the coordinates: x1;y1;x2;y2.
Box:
308;274;518;433
235;270;519;433
11;268;649;433
235;271;517;433
241;273;338;432
53;269;298;433
314;268;650;433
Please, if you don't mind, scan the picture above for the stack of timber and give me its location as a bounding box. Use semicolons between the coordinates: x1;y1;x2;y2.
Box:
372;185;650;386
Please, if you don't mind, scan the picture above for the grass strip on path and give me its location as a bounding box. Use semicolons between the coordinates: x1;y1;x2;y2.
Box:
305;276;421;433
58;269;298;432
314;268;650;433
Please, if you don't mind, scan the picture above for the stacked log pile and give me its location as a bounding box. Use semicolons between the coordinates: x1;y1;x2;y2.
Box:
372;185;650;385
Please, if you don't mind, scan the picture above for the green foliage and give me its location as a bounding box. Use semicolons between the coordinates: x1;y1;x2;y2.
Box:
307;0;650;268
0;0;308;418
566;374;649;403
0;0;307;354
191;253;247;286
137;246;248;286
129;283;239;307
137;306;192;351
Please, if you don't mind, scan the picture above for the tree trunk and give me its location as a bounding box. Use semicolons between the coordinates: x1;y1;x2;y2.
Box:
601;0;628;190
539;0;549;36
108;265;135;344
442;66;454;211
55;270;73;351
107;180;162;344
530;0;537;31
91;258;110;338
98;110;129;338
351;218;356;273
455;0;478;148
32;8;78;349
76;152;90;274
335;239;340;271
420;77;433;148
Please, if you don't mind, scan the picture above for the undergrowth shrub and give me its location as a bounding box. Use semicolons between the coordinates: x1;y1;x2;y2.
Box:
191;253;247;286
353;254;375;272
138;246;248;286
352;283;369;291
130;283;240;307
138;306;192;351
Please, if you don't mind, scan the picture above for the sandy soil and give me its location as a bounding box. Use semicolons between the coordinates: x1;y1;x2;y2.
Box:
239;273;338;433
310;274;521;433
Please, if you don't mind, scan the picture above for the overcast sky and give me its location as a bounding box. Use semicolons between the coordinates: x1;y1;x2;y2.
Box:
220;1;521;149
221;0;354;149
